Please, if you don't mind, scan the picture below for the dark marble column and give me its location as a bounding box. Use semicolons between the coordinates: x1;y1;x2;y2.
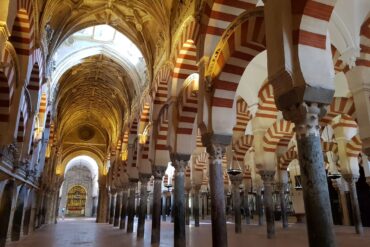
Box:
126;179;138;233
185;191;190;226
260;171;275;239
119;190;128;229
193;185;201;227
256;188;264;226
172;157;188;247
277;182;289;228
229;174;242;233
96;180;108;223
137;173;151;239
109;193;116;224
343;174;363;234
162;193;167;221
201;192;206;220
114;192;122;227
243;190;250;224
203;136;228;247
151;166;166;245
291;103;336;247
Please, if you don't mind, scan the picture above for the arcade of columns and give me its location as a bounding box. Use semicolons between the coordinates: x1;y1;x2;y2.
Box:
0;1;369;247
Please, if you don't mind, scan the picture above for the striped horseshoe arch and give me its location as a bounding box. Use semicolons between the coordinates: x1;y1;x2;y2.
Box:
263;119;295;153
0;47;16;123
255;83;278;120
172;19;199;95
233;97;251;137
208;9;266;135
154;105;170;166
321;97;355;125
331;46;350;74
10;0;35;56
347;135;362;158
357;16;370;67
331;114;358;130
152;65;172;118
279;146;298;170
201;0;258;57
195;152;208;172
322;141;338;155
233;135;253;166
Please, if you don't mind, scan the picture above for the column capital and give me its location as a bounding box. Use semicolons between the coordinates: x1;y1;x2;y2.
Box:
202;134;231;161
171;158;188;172
259;170;276;184
192;184;202;192
283;102;327;138
139;172;151;183
152;165;166;180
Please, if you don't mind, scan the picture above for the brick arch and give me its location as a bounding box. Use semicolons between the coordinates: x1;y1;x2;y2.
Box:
263;119;294;153
357;15;370;67
292;0;336;50
9;0;35;56
208;9;266;135
233;135;253;164
171;17;200;96
139;101;151;135
0;46;17;124
195;152;208;171
347;135;362;158
27;62;40;109
152;64;172;118
331;45;350;74
17;111;25;142
255;82;278;120
279;146;298;170
233;97;251;137
200;0;258;57
154;104;170;166
321;97;355;125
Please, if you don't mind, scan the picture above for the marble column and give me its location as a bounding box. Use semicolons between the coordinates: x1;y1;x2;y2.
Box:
333;180;350;226
204;138;228;247
126;179;138;233
260;171;275;238
172;158;188;247
256;188;264;226
151;166;166;245
278;182;288;228
114;192;122;227
109;193;116;224
243;190;251;224
229;174;242;233
185;191;190;226
343;174;363;234
201;192;206;220
290;103;336;247
193;185;201;227
162;193;167;221
137;173;150;239
97;182;108;223
120;190;128;229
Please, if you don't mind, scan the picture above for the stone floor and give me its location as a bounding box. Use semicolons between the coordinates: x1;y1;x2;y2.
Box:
6;217;370;247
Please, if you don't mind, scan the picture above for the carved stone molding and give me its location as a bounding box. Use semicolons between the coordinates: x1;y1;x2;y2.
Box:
152;165;166;180
139;172;151;183
259;170;276;185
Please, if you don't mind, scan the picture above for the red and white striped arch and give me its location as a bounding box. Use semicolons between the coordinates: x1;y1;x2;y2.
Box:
233;135;253;163
279;146;298;170
331;45;350;74
255;83;278;120
322;141;338;155
9;0;35;56
331;114;358;130
321;97;355;125
209;10;266;135
233;97;251;137
139;102;150;135
357;16;370;67
16;111;25;142
201;0;258;57
154;105;171;166
195;152;208;171
172;19;199;95
243;168;251;180
263;119;295;153
152;65;172;118
347;135;362;158
0;46;17;123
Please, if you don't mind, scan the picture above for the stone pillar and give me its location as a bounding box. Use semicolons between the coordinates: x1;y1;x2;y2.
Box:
119;190;128;229
126;179;137;233
256;188;264;226
185;191;190;226
260;171;275;238
289;103;336;247
151;166;166;245
162;193;167;221
201;192;206;220
172;158;188;247
109;193;115;224
243;189;250;224
334;180;350;226
137;173;150;239
97;182;108;223
229;174;242;233
277;182;288;228
114;192;122;227
193;185;201;227
343;174;363;234
204;138;228;247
